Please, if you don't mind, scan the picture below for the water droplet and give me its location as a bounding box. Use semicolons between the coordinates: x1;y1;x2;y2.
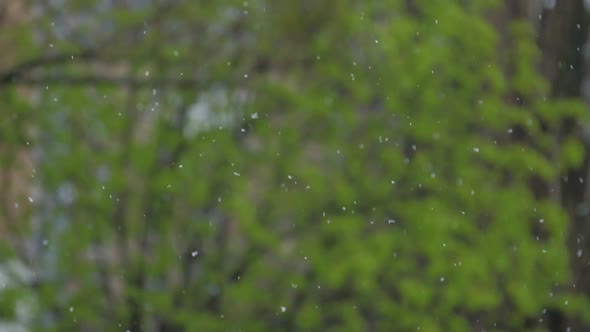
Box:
191;251;199;257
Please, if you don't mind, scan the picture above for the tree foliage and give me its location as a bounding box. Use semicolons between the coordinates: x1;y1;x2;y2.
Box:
0;1;589;331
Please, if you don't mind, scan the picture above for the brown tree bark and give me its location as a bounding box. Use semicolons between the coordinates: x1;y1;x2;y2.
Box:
536;1;589;331
490;1;590;330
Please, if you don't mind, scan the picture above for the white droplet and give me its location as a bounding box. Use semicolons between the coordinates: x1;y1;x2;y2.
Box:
251;112;259;119
388;219;396;224
577;249;583;257
234;172;240;176
69;307;74;312
473;147;479;152
539;218;544;223
28;196;34;203
145;71;150;77
280;306;286;312
191;251;199;257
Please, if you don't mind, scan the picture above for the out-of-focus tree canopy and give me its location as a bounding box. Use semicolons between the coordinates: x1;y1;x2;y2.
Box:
1;1;590;331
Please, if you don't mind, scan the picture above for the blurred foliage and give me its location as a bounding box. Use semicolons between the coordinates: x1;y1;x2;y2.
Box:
1;0;589;331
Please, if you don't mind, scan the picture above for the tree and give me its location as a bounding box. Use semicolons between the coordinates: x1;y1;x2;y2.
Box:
0;1;588;331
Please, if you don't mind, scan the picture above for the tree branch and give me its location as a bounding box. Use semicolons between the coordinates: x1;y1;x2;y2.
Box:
1;74;210;89
0;50;96;85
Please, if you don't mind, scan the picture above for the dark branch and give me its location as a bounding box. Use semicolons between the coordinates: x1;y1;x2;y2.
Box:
1;74;207;89
0;50;95;85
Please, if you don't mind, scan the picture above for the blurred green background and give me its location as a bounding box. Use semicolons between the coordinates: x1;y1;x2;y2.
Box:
1;0;590;331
